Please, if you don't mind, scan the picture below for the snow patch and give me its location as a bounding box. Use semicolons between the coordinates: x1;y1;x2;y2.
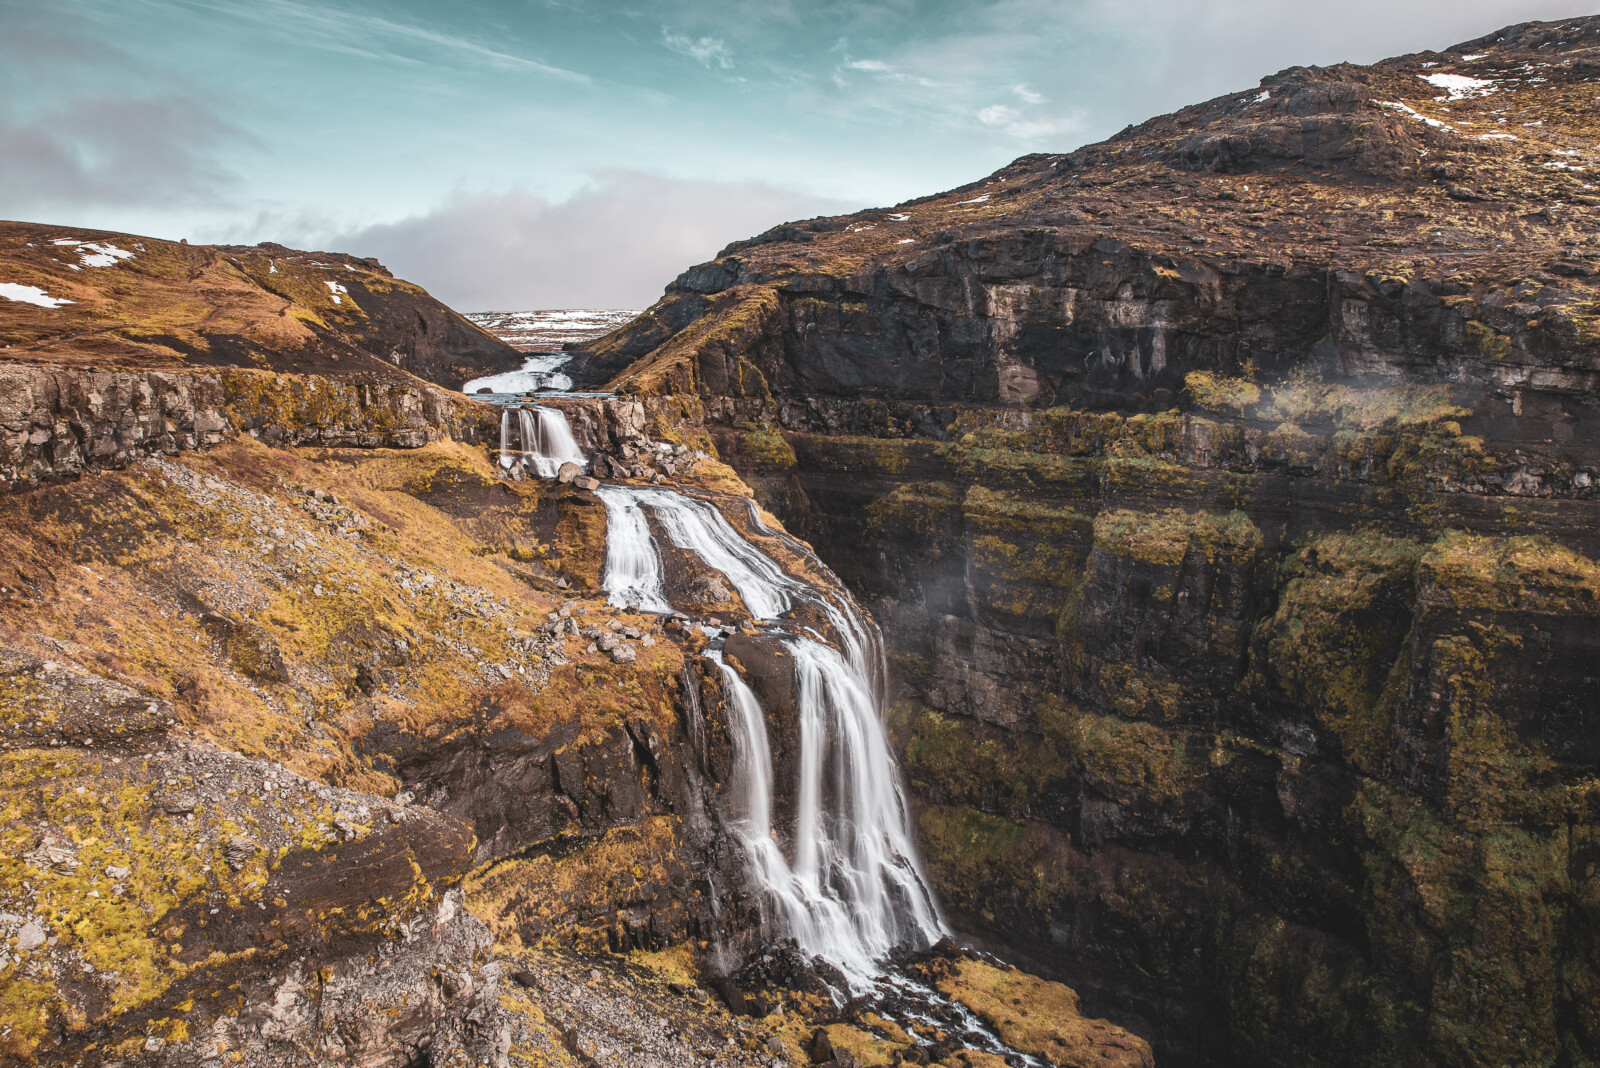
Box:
957;193;991;205
1420;73;1497;100
77;243;134;269
1377;100;1454;131
326;281;348;305
896;239;915;244
887;213;910;221
1479;133;1518;140
1252;90;1271;104
0;283;73;308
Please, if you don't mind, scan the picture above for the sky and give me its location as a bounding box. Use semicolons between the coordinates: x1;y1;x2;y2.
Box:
2;0;1596;310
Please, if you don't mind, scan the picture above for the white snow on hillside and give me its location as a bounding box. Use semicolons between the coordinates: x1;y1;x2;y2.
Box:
1;283;73;308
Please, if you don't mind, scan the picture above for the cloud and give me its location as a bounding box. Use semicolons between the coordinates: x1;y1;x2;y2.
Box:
847;59;891;72
662;29;734;68
975;102;1083;142
324;170;855;311
149;0;591;82
1012;84;1044;105
0;93;245;209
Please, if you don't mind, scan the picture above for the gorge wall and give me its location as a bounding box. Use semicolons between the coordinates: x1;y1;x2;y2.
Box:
572;16;1600;1068
0;229;1147;1068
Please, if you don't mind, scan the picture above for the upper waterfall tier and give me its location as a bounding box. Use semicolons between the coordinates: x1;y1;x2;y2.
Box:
498;406;587;478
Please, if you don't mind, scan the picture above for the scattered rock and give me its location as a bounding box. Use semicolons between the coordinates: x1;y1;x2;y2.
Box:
16;920;46;952
163;794;198;815
556;461;583;484
225;835;259;871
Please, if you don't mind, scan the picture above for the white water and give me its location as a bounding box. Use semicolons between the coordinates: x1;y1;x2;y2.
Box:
464;353;574;395
498;406;587;478
595;485;672;614
598;484;944;983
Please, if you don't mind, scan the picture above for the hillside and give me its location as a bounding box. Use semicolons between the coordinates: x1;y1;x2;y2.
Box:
0;223;521;390
565;15;1600;1068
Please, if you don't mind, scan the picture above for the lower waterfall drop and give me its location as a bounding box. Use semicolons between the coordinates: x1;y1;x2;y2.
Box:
499;405;587;478
597;484;944;983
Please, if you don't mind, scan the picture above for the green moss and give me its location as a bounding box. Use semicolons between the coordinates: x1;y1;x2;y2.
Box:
792;433;931;476
864;482;962;558
733;426;796;470
1353;782;1572;1068
1186;371;1262;412
903;706;1065;818
1095;662;1184;723
1464;319;1513;360
1092;507;1262;568
1419;531;1600;616
917;806;1067;925
1212;910;1412;1068
1250;531;1425;774
961;487;1092;617
1044;699;1195;803
1254;373;1472;432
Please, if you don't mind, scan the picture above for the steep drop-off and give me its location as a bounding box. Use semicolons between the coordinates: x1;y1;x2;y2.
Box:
0;237;1144;1066
570;16;1600;1068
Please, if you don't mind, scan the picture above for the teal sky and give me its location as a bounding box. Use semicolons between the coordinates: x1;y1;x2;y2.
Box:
3;0;1595;308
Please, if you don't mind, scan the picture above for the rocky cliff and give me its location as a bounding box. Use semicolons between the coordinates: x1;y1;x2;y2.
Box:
0;235;1145;1066
570;15;1600;1068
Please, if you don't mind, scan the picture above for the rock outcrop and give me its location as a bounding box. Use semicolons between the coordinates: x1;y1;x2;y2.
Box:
0;363;494;487
571;15;1600;1068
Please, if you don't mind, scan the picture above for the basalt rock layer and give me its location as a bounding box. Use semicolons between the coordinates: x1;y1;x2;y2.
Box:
574;16;1600;1068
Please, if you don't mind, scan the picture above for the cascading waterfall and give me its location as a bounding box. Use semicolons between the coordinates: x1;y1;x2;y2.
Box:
498;405;586;478
594;486;672;614
598;484;944;983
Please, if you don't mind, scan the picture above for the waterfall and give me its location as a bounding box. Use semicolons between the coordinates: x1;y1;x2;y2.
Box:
595;485;671;614
498;405;586;478
597;485;944;983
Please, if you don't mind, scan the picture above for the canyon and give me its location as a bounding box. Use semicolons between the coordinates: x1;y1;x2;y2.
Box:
3;12;1600;1068
0;234;1142;1064
562;14;1600;1068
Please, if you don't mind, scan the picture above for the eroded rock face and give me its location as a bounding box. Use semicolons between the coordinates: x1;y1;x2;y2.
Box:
0;363;495;487
577;15;1600;1068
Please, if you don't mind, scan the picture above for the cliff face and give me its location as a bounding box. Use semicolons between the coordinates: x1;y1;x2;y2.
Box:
0;229;1148;1065
577;16;1600;1067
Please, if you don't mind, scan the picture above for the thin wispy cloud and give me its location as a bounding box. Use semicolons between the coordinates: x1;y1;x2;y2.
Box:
662;29;733;68
153;0;591;81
